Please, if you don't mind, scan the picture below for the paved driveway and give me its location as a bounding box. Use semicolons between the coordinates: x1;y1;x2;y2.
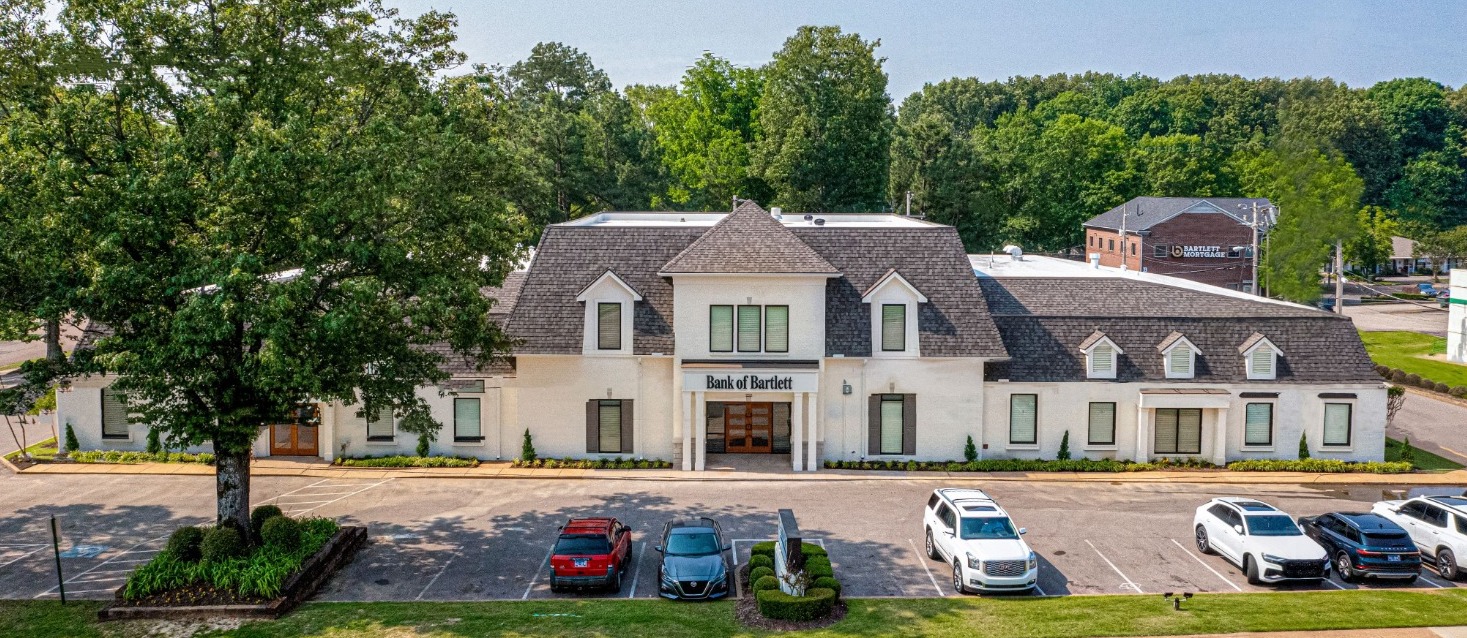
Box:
1389;391;1467;466
1347;304;1449;336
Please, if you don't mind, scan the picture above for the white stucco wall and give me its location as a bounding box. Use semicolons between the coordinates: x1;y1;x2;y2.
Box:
670;274;829;360
820;357;986;461
510;354;676;460
56;374;223;455
1450;269;1465;364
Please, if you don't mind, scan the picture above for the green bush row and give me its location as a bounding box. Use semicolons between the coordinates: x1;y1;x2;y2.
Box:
510;456;673;470
69;450;214;465
334;455;479;468
1377;366;1467;398
125;517;339;600
749;541;827;559
750;566;775;584
823;458;1218;472
748;554;773;570
1226;459;1414;474
756;587;837;621
753;575;780;593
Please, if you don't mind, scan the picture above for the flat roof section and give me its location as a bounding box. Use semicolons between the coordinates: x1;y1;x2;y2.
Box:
559;211;940;229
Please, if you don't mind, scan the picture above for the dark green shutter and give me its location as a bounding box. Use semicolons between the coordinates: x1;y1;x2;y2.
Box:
620;399;634;454
586;400;598;453
868;395;880;455
902;394;916;455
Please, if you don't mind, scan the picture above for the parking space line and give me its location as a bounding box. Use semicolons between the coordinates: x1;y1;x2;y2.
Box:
1321;576;1345;590
1169;539;1242;592
35;535;166;598
627;542;646;599
1418;575;1446;588
273;500;334;506
1085;539;1142;594
288;479;393;516
414;546;460;601
258;478;334;504
906;538;946;597
522;545;555;600
0;547;46;570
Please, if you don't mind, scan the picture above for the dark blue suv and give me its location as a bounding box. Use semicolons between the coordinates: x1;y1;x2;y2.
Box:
1298;512;1421;583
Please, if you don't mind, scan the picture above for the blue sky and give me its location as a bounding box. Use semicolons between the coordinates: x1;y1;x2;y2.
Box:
386;0;1466;101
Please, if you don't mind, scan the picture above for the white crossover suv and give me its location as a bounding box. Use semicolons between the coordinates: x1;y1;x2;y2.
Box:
1193;497;1328;585
1372;494;1467;581
923;488;1038;594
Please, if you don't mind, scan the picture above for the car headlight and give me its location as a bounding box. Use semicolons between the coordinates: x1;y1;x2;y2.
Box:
710;570;728;584
1027;551;1037;571
660;572;677;586
966;552;981;570
1260;553;1288;565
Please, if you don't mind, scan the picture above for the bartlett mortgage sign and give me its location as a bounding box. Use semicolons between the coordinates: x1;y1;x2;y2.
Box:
1171;244;1230;259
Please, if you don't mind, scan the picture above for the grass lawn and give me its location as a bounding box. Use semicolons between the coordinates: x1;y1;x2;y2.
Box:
8;590;1467;638
1387;437;1465;471
1360;330;1467;387
2;436;58;462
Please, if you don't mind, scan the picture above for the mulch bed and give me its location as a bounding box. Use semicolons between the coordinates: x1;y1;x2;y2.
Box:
110;582;273;608
732;562;847;632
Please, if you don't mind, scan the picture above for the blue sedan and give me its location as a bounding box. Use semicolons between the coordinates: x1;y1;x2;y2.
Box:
1298;512;1421;583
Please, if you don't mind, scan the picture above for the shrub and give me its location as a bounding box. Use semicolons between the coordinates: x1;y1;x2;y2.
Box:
250;505;284;538
260;516;303;551
69;450;213;465
964;435;978;462
748;554;774;570
756;587;836;621
1390;369;1408;383
1399;437;1417;467
521;428;537;462
416;433;430;458
200;525;246;562
165;526;204;562
1435;382;1451;394
750;541;776;558
1453;386;1467;399
813;576;842;599
336;455;479;468
799;544;827;557
1298;433;1311;460
1226;459;1413;474
1404;373;1422;386
1057;431;1071;461
145;428;163;455
753;575;780;593
125;517;340;601
1374;364;1390;377
750;566;775;584
804;561;834;579
63;424;79;453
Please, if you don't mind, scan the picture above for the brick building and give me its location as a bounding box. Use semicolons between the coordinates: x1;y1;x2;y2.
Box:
1083;197;1272;292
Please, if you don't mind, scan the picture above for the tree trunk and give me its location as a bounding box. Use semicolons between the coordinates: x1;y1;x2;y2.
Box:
44;316;62;362
215;447;253;535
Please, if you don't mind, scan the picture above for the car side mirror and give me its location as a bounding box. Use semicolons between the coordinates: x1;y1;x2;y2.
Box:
1019;528;1027;535
654;545;664;553
622;527;632;535
943;530;955;537
722;544;732;552
1233;525;1245;535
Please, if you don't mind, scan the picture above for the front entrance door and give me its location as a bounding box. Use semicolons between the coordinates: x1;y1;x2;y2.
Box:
269;404;321;456
725;402;773;454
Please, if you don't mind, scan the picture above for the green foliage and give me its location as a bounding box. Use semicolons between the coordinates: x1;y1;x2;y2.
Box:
125;518;339;601
251;505;284;539
63;424;78;454
200;526;247;563
1057;431;1072;461
1299;433;1311;459
335;455;479;468
799;544;827;557
756;587;837;621
750;541;776;558
509;457;673;469
260;516;303;552
963;435;978;462
748;554;774;570
145;428;162;455
68;450;213;465
1398;437;1417;467
828;458;1218;472
750;567;775;585
165;526;204;563
1226;459;1413;474
521;428;537;462
752;575;780;593
804;558;834;579
415;433;431;458
813;576;842;599
25;386;55;415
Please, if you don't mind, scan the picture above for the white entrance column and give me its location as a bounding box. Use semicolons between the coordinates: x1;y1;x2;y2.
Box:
321;402;336;461
1134;405;1149;462
791;394;805;472
806;392;818;472
1211;407;1229;466
694;392;707;471
681;392;694;471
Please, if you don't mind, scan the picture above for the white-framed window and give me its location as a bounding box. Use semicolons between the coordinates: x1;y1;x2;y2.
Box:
1161;336;1199;379
879;395;904;455
101;388;130;440
737;305;762;352
453;398;482;442
1154;408;1202;454
366;407;394;441
1088;402;1116;445
709;305;734;352
575;270;640;356
1009;394;1037;445
764;305;789;353
598;400;622;453
1082;335;1122;380
1243;402;1273;447
1323;403;1352;447
597;302;622;350
1243;338;1281;380
881;304;906;351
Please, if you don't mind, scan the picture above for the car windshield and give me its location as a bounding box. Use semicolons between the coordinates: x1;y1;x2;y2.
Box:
554;536;609;555
959;517;1019;540
1245;515;1302;536
665;531;720;556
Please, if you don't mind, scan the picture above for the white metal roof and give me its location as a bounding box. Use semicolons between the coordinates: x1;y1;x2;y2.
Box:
559;211;940;229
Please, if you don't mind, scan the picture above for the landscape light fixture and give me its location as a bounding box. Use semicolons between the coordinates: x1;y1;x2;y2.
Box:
1162;592;1194;611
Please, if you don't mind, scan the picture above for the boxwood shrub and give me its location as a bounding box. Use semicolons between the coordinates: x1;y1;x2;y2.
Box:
813;576;842;599
165;526;204;563
756;587;836;621
335;455;479;468
250;505;283;538
1226;459;1413;474
126;517;339;601
200;525;246;562
750;541;776;558
752;575;780;593
261;516;303;551
805;561;834;578
748;554;774;570
750;566;775;584
799;544;827;557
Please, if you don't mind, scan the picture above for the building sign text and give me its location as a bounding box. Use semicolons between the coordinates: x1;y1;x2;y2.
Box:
705;375;794;391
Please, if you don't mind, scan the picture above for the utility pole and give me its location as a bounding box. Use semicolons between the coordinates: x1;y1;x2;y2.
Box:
1118;202;1129;271
1336;240;1345;314
905;191;912;217
1238;201;1267;296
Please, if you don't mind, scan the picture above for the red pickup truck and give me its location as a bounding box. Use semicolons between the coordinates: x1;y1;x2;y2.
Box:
549;517;633;593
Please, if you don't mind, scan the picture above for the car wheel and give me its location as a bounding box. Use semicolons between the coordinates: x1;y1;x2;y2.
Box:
952;561;969;595
1244;555;1263;586
1195;525;1213;555
549;575;561;593
1438;549;1460;580
925;529;940;560
609;568;622;593
1336;552;1358;583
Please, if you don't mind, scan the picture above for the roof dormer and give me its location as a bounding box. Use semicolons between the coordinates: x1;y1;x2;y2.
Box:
862;268;927;358
1239;332;1282;380
1078;330;1123;380
1158;332;1200;379
576;269;641;355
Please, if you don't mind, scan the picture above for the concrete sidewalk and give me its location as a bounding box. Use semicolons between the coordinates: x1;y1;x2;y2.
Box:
1131;628;1467;638
9;456;1467;485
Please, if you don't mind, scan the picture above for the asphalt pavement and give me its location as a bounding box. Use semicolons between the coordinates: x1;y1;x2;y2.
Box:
1389;390;1467;467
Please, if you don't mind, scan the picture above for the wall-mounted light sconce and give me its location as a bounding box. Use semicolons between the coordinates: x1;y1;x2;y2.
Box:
606;388;613;399
842;381;852;395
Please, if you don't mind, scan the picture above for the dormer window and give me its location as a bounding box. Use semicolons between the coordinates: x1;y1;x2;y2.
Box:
575;269;641;355
1079;331;1122;380
881;305;906;351
862;269;927;357
597;303;622;350
1159;332;1199;379
1239;333;1282;381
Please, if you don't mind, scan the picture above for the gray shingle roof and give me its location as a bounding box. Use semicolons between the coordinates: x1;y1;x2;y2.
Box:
978;277;1377;384
661;200;839;275
1084;197;1272;232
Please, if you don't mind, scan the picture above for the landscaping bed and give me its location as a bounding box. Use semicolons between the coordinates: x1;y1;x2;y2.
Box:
824;458;1218;472
70;450;214;465
741;541;845;630
334;455;478;468
512;456;673;469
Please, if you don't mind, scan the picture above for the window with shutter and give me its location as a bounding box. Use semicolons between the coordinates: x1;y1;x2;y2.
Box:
101;388;129;439
1244;403;1273;446
1249;348;1274;379
764;306;789;353
1089;344;1113;377
737;305;761;352
454;398;481;441
1087;402;1116;445
1323;403;1352;446
597;302;622;350
367;408;394;440
598;400;622;452
1168;347;1193;377
1154;408;1201;454
881;304;906;352
879;395;904;454
1009;394;1037;444
709;306;733;352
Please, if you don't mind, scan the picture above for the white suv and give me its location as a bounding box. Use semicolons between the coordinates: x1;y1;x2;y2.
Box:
1193;497;1327;585
923;488;1037;594
1372;495;1467;580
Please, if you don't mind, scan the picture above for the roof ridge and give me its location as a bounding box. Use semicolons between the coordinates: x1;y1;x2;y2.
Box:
660;200;839;275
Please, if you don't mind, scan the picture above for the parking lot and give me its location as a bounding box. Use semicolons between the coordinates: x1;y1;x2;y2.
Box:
0;470;1462;601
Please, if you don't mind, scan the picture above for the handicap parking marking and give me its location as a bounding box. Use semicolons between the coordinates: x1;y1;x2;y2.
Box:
1085;539;1143;594
1169;539;1243;592
34;535;168;599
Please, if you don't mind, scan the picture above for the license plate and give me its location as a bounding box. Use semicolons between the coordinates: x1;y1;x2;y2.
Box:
573;558;589;568
1387;554;1401;562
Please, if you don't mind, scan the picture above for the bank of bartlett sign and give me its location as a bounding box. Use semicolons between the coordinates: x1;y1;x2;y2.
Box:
683;370;819;393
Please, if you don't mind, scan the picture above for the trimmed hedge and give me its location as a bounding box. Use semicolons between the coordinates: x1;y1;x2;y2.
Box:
251;505;284;538
748;554;774;570
1453;386;1467;399
261;516;303;551
823;458;1218;472
752;575;780;593
806;562;834;578
509;456;672;470
69;450;214;465
750;566;775;584
750;541;776;558
756;587;836;621
335;455;478;468
200;525;246;562
1226;459;1414;474
813;576;842;599
165;526;204;563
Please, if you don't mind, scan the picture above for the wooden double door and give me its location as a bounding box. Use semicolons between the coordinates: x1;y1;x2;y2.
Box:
269;405;321;456
724;402;773;454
